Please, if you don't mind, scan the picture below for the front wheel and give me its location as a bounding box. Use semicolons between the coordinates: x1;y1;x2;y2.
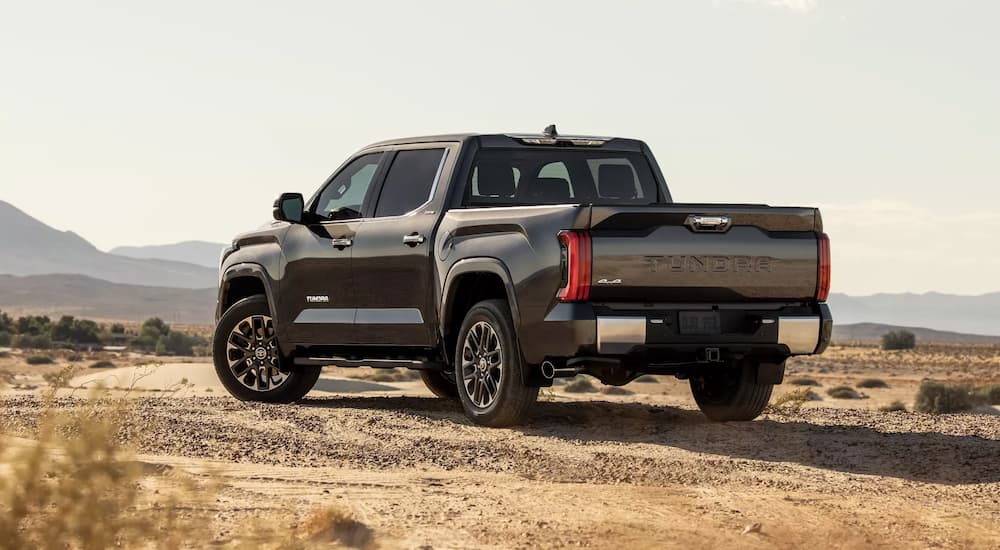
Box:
689;359;773;422
213;295;320;403
455;299;538;427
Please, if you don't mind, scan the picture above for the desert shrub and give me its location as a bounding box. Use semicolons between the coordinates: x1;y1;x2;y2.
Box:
914;382;980;414
110;323;126;334
0;310;12;333
66;353;83;362
634;375;658;383
51;316;102;345
13;334;52;350
0;331;10;347
89;360;115;369
826;386;862;399
25;355;55;365
882;330;916;351
15;315;51;336
879;400;907;412
856;378;889;389
564;378;598;393
768;387;820;411
974;385;1000;405
600;386;634;396
788;377;820;386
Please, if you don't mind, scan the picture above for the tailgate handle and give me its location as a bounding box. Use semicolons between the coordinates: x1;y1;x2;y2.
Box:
686;215;732;232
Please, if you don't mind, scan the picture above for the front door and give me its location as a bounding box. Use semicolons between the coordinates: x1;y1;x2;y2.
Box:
351;146;451;346
279;151;385;346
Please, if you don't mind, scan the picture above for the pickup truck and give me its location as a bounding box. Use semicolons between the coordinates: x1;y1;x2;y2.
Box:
214;127;833;427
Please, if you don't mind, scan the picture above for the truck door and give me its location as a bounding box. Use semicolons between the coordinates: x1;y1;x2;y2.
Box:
350;145;453;346
279;152;385;346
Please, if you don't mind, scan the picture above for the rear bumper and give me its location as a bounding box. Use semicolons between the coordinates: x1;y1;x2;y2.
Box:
522;302;833;363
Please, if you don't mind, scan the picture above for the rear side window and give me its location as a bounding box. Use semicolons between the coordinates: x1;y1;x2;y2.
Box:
374;149;446;217
464;149;660;207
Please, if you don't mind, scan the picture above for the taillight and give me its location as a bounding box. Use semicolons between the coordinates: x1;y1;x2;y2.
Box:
817;233;831;302
557;230;592;302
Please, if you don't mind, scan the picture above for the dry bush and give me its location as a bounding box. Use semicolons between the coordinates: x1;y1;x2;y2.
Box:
634;375;658;383
768;387;820;412
563;378;598;393
25;355;55;365
787;377;820;386
599;386;633;396
914;382;981;414
303;506;374;548
89;360;115;369
856;378;889;389
880;400;907;412
881;330;916;351
974;385;1000;405
826;386;862;399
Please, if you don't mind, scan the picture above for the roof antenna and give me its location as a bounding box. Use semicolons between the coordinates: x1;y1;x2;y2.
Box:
543;124;558;138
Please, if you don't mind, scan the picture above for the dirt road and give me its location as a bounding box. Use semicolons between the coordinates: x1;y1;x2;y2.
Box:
3;391;999;549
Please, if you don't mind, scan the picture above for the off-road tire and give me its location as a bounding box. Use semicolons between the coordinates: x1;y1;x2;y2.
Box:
455;299;538;427
690;358;773;421
213;295;320;403
420;370;459;399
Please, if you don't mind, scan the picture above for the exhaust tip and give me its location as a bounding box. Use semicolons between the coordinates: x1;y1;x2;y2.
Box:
540;361;555;380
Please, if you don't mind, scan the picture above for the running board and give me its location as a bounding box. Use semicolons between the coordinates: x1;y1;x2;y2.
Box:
293;357;445;370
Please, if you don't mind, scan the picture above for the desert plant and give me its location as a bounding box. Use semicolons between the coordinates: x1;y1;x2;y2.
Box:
89;360;115;369
826;386;862;399
914;382;981;414
0;331;10;347
600;386;634;396
303;506;374;547
634;375;658;383
879;400;907;412
51;315;102;345
768;387;820;411
974;385;1000;405
788;377;821;386
856;378;889;389
15;315;51;337
25;355;55;365
12;334;52;350
882;330;916;351
563;377;598;393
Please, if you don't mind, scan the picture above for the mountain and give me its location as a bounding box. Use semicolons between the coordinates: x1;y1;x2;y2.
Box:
0;201;216;289
110;241;227;269
0;274;214;325
833;323;1000;344
827;292;1000;336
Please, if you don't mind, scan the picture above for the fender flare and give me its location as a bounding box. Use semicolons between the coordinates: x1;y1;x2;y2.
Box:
218;263;279;329
440;258;521;333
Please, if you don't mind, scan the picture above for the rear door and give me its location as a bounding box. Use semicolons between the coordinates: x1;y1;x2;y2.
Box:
350;144;454;345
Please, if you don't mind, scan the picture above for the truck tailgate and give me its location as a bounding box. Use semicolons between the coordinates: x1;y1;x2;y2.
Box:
586;204;821;302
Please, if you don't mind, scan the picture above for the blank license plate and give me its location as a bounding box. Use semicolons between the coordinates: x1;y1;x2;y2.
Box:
679;311;721;335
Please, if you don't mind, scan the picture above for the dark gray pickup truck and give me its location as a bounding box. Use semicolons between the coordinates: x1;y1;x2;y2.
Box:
214;127;833;427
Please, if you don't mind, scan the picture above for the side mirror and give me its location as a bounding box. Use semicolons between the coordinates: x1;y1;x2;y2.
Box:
273;193;304;223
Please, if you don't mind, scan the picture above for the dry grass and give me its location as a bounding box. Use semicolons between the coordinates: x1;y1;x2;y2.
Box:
767;388;820;412
826;386;863;399
879;400;907;412
856;378;889;389
563;378;598;393
914;382;982;414
787;377;821;386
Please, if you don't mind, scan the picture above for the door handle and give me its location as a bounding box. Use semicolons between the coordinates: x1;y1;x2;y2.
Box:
402;233;426;246
331;237;353;249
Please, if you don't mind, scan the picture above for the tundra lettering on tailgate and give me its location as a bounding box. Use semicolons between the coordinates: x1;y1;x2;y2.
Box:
645;255;777;273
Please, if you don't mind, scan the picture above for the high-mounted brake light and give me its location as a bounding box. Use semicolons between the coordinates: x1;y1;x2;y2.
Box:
817;233;831;302
557;230;592;302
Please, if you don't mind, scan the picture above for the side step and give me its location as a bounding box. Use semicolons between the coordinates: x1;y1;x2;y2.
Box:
293;357;446;370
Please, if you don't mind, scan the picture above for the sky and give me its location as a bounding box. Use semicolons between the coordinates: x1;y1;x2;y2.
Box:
1;0;997;296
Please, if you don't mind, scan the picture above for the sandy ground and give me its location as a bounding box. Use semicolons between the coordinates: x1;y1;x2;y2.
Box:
2;345;1000;548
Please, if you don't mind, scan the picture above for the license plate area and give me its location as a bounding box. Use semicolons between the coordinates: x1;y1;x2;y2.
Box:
678;311;721;335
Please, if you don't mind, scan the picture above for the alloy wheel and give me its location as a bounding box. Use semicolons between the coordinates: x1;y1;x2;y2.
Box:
461;321;504;408
226;314;288;391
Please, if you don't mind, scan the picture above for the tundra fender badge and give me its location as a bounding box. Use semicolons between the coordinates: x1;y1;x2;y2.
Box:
306;295;330;303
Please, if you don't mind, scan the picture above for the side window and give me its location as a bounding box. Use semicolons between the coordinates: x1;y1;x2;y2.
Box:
314;152;382;220
373;148;446;217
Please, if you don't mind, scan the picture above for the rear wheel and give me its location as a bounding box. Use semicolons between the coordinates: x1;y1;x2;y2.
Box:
455;299;538;427
213;295;320;403
420;370;459;399
689;359;773;421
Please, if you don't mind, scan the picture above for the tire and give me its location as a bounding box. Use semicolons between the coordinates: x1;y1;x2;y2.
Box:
213;295;320;403
689;358;773;422
454;299;538;427
420;370;459;399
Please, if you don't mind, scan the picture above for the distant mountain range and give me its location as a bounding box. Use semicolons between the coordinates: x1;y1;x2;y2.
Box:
827;292;1000;336
833;323;1000;344
110;241;226;269
0;201;216;289
0;274;215;324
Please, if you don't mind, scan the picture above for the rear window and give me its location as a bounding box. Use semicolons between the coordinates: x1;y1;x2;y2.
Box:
464;149;662;207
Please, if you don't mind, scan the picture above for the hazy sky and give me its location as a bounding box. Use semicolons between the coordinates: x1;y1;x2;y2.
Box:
2;0;997;296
